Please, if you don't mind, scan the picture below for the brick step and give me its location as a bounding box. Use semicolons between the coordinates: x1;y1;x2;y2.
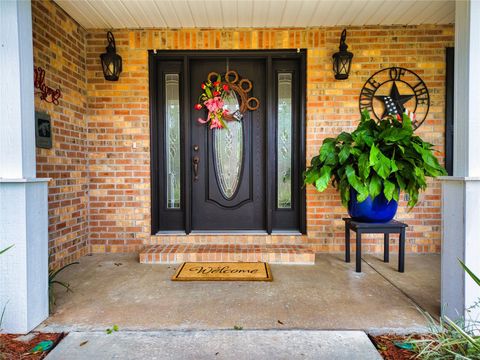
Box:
147;234;307;246
139;244;315;265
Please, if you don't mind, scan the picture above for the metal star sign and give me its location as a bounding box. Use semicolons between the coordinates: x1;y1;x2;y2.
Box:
359;67;430;130
374;82;414;118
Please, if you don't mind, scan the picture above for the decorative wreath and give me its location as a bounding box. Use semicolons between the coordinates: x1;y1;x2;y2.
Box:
195;70;260;129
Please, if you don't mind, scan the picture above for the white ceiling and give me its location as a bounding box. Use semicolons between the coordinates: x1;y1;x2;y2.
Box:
54;0;455;29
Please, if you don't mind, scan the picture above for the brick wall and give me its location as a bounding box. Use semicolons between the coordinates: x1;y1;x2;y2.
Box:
29;0;455;262
85;26;453;254
32;0;89;268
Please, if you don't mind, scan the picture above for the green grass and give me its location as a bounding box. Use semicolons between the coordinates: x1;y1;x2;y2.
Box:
411;261;480;359
49;261;79;311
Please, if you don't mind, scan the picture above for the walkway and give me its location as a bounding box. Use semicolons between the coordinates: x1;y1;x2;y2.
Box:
46;330;382;359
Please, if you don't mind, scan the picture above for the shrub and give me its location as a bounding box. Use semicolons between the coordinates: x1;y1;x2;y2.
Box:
304;111;446;208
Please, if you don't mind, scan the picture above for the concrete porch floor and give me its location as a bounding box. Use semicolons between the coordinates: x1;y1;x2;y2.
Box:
40;253;439;333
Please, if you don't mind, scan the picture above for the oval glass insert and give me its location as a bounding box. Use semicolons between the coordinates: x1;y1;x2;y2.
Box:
222;90;240;119
222;90;240;114
213;120;243;199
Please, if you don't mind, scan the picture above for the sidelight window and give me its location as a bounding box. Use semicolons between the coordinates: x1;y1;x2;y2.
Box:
277;73;293;209
165;73;181;209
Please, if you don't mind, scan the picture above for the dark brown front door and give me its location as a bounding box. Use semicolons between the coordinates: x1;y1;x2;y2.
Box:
190;59;266;231
150;51;306;234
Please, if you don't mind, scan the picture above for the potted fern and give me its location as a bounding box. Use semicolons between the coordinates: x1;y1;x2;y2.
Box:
304;111;446;222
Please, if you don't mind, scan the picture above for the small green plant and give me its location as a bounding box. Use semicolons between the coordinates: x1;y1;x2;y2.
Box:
233;325;243;330
0;245;14;255
106;325;119;334
304;111;446;208
49;261;79;310
412;261;480;359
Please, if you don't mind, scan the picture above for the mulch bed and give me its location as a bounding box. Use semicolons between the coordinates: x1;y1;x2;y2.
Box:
0;332;64;360
369;334;430;360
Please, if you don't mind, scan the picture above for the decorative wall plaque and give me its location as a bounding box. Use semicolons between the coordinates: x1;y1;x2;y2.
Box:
34;67;62;105
35;111;52;149
359;67;430;130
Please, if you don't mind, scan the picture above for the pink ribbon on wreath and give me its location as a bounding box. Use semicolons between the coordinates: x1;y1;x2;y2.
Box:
204;97;224;112
196;97;231;129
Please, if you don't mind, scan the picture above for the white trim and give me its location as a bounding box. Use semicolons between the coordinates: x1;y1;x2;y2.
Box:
0;0;36;179
0;178;51;183
0;181;49;333
439;176;480;181
453;0;480;177
0;0;49;334
441;0;480;322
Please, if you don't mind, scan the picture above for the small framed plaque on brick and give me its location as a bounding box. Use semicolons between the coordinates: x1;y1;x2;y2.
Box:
35;111;52;149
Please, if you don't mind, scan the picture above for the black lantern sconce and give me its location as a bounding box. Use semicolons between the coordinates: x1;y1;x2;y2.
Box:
100;31;122;81
332;29;353;80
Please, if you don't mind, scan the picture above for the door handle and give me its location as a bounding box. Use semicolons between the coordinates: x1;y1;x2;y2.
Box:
193;156;200;181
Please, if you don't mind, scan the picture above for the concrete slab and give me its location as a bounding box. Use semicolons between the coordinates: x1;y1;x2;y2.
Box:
39;254;436;333
46;330;382;360
363;254;440;318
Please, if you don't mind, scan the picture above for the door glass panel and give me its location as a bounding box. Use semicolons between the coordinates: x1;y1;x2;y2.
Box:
213;120;243;199
165;74;181;209
222;90;241;119
277;73;292;209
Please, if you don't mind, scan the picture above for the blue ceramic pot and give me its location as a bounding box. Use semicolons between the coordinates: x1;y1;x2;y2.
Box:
347;189;398;223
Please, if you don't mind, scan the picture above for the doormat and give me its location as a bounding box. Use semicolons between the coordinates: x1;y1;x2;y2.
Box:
172;262;273;281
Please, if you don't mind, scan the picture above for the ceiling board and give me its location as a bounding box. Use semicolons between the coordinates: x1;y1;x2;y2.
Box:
419;1;448;24
310;1;337;26
429;0;453;23
81;0;112;28
282;1;303;26
55;0;97;28
349;1;380;26
54;0;455;29
323;1;354;27
406;1;437;24
440;10;455;24
189;1;210;27
221;1;239;28
137;1;168;28
209;1;224;27
363;1;395;25
335;0;370;26
237;0;253;27
381;1;416;25
158;1;183;28
294;1;318;27
120;1;152;27
86;1;126;28
267;0;287;27
251;1;270;28
170;1;196;28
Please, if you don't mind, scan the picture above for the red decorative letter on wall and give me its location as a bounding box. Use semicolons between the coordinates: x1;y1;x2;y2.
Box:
34;67;62;105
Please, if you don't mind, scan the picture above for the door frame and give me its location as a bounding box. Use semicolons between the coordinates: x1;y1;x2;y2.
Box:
149;50;307;235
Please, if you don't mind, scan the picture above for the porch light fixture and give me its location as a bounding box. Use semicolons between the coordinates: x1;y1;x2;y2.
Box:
100;31;122;81
332;29;353;80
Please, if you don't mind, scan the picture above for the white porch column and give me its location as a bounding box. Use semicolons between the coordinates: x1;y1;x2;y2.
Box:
441;0;480;321
0;0;49;333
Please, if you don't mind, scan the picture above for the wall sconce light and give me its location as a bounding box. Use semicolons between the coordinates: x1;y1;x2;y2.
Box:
332;29;353;80
100;31;122;81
